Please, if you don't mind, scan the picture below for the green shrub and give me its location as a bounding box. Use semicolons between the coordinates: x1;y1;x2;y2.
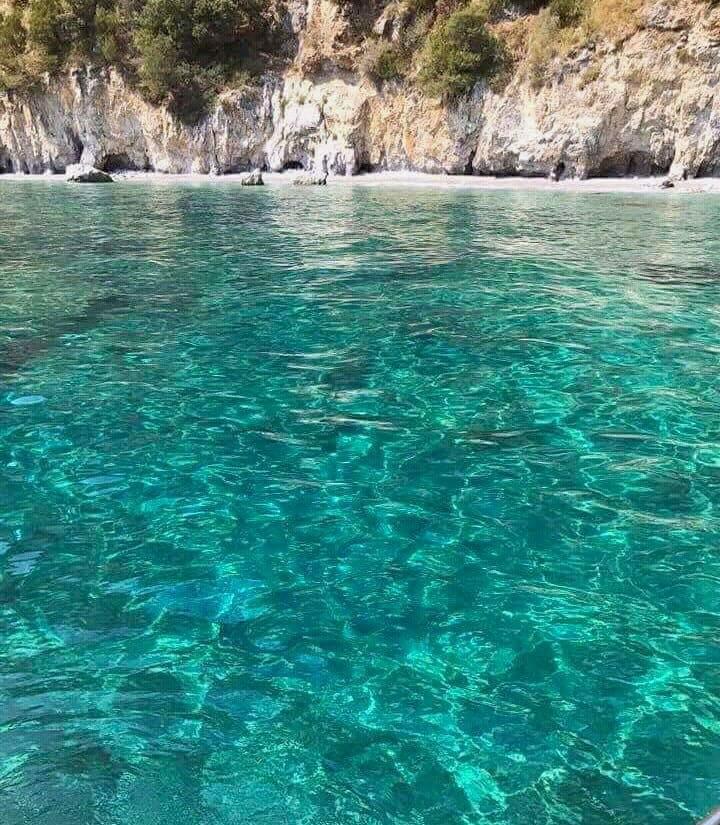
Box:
26;0;69;71
94;5;125;65
548;0;585;26
0;0;602;114
404;0;437;14
134;31;181;103
132;0;265;120
474;0;506;20
0;0;269;117
417;6;504;97
525;2;585;88
0;0;128;87
359;38;408;83
63;0;102;60
0;6;27;89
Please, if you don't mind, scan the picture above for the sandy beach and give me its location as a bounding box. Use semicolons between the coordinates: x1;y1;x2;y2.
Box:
3;169;720;194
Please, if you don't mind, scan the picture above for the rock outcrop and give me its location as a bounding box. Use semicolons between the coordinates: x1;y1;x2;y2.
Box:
65;163;114;183
240;169;265;185
1;0;720;179
292;170;328;185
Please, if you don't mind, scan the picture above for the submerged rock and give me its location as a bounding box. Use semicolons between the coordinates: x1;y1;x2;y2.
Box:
240;169;264;186
65;164;113;183
292;171;328;186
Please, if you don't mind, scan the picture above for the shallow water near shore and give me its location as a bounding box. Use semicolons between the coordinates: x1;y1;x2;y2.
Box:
1;180;719;824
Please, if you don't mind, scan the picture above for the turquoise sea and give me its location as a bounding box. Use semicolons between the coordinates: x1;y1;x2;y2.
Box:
0;180;719;824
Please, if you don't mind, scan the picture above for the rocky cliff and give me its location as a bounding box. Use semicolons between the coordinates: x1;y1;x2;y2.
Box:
1;0;719;179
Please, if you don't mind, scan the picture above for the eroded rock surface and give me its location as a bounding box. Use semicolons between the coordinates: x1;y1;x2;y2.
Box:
240;169;265;185
65;164;114;183
292;170;328;185
1;0;720;179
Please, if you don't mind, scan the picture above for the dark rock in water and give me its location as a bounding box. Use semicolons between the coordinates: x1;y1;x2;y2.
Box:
660;178;675;189
549;160;566;182
65;164;113;183
0;337;49;374
292;171;328;186
505;641;558;683
240;169;264;186
0;293;129;376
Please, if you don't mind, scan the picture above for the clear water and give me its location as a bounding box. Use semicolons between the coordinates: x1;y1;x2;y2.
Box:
1;180;719;825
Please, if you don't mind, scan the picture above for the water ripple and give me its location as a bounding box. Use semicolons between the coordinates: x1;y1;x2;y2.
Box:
0;181;719;824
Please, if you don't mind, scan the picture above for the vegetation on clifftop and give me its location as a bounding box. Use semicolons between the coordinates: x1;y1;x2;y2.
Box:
360;0;648;95
0;0;279;118
416;6;505;96
0;0;701;118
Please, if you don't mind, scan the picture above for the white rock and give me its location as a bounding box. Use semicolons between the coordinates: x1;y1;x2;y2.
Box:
292;171;328;186
240;169;264;185
65;164;113;183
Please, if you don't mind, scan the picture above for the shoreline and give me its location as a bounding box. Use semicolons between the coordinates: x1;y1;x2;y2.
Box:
2;169;719;194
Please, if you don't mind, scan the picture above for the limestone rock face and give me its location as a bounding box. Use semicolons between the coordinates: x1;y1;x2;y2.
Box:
1;0;720;179
65;163;114;183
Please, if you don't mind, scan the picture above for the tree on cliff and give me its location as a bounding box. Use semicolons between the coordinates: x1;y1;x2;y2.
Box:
0;0;679;118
